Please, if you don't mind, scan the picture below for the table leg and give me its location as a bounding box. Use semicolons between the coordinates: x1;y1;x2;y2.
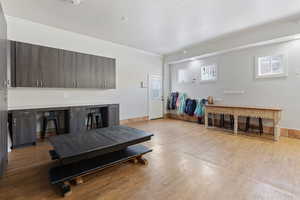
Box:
274;119;280;141
205;111;208;129
234;115;238;135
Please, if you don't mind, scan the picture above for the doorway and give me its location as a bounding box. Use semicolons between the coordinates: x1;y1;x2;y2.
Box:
148;74;163;120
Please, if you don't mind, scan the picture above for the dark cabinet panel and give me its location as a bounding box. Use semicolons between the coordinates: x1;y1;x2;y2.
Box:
69;107;87;135
11;41;116;89
75;53;92;88
11;111;36;148
39;46;60;88
58;50;76;88
108;104;119;127
15;42;40;87
108;59;116;89
103;58;116;89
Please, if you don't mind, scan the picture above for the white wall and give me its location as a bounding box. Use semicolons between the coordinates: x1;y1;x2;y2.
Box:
170;40;300;130
6;16;163;120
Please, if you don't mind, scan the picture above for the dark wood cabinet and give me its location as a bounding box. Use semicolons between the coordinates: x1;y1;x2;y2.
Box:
105;58;116;89
75;53;92;88
0;2;7;176
11;41;116;89
69;107;87;135
15;42;40;87
11;111;36;148
59;50;76;88
108;104;120;127
39;46;60;88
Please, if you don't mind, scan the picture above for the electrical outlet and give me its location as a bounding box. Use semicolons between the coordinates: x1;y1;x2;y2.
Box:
296;68;300;76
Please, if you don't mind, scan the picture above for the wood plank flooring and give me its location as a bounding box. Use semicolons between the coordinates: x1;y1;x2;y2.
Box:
1;119;300;200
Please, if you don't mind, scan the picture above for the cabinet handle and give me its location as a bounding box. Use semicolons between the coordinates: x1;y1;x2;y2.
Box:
13;118;17;126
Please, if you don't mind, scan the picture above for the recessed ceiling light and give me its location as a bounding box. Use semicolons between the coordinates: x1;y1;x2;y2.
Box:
67;0;82;5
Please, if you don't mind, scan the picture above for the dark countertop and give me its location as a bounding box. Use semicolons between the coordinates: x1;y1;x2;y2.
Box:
8;103;119;112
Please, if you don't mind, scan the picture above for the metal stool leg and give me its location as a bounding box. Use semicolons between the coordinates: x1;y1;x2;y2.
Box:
53;119;59;135
230;115;234;130
42;118;48;139
87;113;93;130
245;117;250;132
220;114;225;128
259;118;263;135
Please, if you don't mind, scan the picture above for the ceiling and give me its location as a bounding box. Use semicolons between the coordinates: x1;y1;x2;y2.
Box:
2;0;300;55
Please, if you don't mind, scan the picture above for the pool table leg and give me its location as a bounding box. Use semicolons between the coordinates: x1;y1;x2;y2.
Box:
59;181;72;197
137;156;148;165
74;177;84;185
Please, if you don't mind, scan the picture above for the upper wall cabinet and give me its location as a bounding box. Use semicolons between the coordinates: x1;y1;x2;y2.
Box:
10;41;116;89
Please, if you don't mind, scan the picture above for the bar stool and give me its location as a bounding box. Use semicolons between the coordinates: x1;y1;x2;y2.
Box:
245;117;263;135
220;114;235;130
87;110;103;130
42;111;60;139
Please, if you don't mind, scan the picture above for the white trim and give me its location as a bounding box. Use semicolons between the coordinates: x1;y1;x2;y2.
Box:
148;73;163;120
166;34;300;65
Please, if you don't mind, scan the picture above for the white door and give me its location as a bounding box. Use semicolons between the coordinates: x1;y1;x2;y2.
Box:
148;74;163;120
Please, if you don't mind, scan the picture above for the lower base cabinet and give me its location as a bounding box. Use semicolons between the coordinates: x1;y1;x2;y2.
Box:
11;111;37;148
9;104;120;148
108;104;120;127
69;107;87;135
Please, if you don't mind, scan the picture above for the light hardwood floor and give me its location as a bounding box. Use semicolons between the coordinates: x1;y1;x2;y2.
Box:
1;119;300;200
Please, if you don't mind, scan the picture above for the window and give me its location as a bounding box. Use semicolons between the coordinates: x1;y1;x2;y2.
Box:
200;64;217;81
177;68;194;83
177;69;187;83
255;54;288;78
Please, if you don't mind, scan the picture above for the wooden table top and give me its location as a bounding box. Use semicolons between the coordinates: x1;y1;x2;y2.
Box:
49;126;153;160
205;104;282;111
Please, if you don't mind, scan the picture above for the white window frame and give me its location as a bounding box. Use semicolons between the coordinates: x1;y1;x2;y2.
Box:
199;63;218;83
255;54;288;79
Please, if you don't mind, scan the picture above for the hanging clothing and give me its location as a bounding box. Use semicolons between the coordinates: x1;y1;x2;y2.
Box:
171;92;179;109
167;92;178;110
185;99;197;116
184;98;191;114
177;93;187;114
167;97;171;110
176;95;180;108
194;99;208;117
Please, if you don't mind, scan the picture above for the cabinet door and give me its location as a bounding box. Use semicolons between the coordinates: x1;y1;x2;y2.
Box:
108;104;119;127
69;107;87;135
75;53;92;88
12;111;36;148
39;46;60;88
58;50;76;88
103;58;116;89
91;56;105;88
15;42;40;87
